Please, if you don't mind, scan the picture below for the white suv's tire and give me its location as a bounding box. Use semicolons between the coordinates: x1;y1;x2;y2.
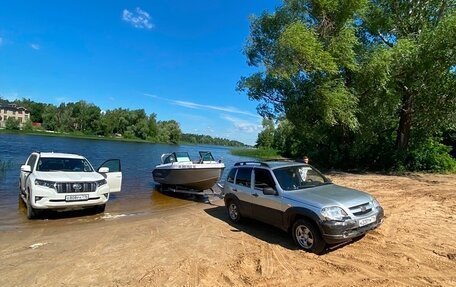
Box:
26;191;39;219
93;204;106;214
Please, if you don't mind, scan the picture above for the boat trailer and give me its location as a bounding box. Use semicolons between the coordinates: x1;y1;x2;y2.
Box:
157;182;225;200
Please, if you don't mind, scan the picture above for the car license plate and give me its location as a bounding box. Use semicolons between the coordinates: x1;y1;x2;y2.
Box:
359;215;376;227
65;194;89;201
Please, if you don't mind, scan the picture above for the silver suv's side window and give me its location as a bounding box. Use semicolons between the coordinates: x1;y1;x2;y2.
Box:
254;168;275;190
235;167;252;187
227;168;236;183
26;155;38;171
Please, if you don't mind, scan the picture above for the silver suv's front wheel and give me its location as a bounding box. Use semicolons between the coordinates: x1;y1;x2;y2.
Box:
292;219;326;254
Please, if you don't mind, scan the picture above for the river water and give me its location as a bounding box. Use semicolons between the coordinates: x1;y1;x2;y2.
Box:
0;133;252;230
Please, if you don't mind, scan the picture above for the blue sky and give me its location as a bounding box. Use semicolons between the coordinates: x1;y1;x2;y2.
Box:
0;1;280;145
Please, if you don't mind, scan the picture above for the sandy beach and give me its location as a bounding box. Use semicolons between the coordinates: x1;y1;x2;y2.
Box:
1;172;455;287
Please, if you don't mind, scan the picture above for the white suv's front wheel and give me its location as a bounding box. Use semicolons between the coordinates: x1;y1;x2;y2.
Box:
26;190;39;219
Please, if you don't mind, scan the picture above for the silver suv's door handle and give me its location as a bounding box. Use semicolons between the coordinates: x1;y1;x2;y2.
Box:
232;188;237;192
252;193;259;197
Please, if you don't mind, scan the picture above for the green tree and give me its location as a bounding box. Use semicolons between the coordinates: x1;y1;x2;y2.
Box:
157;120;182;144
239;0;365;166
359;0;456;161
256;118;275;148
5;117;20;130
148;113;158;140
242;0;456;170
42;105;58;131
22;119;34;131
71;101;101;133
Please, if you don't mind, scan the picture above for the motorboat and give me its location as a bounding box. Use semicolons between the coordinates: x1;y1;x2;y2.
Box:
152;151;225;191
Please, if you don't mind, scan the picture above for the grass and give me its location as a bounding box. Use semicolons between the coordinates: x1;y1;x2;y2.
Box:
230;147;285;160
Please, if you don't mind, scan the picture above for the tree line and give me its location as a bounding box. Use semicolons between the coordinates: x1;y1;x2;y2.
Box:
242;0;456;172
181;133;246;147
0;98;246;147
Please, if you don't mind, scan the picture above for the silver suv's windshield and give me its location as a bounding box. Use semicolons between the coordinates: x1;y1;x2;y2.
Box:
273;165;330;191
37;158;94;172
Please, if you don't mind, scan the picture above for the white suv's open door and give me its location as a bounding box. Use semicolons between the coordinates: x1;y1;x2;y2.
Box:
98;159;122;193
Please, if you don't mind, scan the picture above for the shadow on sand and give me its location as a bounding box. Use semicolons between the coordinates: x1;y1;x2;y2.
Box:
204;205;361;254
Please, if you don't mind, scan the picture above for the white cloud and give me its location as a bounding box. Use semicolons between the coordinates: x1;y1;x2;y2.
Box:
122;7;154;29
222;115;262;133
30;43;40;50
144;94;260;119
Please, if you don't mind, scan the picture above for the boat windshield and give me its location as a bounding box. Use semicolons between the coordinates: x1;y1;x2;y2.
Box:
175;152;191;162
199;151;215;162
273;165;331;191
37;158;94;172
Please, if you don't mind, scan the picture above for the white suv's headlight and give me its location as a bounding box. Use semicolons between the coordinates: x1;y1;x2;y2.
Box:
321;206;348;221
96;179;107;187
35;179;56;189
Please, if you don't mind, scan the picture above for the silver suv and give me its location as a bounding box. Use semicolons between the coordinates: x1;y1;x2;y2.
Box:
223;161;384;254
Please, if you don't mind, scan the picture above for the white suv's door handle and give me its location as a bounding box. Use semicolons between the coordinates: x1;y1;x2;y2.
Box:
252;193;259;197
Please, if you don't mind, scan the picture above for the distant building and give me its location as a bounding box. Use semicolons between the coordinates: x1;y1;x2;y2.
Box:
0;104;31;128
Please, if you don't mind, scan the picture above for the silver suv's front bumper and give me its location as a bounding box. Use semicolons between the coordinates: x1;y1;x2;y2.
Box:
320;207;384;244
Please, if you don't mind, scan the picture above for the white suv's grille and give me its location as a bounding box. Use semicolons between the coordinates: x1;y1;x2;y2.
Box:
55;182;97;193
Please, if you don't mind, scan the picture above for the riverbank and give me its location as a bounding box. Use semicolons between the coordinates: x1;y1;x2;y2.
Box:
230;147;284;160
1;172;455;286
0;129;158;144
0;129;247;147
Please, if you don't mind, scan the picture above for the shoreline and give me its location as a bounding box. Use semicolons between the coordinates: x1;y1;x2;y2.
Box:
1;172;455;286
0;129;247;148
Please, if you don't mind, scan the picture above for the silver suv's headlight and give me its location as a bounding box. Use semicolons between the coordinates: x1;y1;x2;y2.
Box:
372;198;380;208
321;206;348;221
35;179;56;189
96;179;107;187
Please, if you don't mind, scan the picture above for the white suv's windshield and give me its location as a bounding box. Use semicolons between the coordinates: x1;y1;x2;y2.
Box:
37;158;94;172
273;165;330;191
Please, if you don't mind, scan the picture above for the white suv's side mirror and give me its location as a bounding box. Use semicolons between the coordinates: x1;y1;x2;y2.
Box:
98;167;109;173
21;165;31;173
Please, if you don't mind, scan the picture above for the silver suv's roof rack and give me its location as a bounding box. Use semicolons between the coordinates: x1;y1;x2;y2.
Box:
234;161;269;167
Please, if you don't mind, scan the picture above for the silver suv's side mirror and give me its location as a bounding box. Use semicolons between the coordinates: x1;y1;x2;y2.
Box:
263;187;278;196
21;165;31;173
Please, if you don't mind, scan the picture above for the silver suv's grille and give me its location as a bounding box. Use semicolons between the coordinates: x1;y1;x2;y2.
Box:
349;202;372;216
55;182;97;193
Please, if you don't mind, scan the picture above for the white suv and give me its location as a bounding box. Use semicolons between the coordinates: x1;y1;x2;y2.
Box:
19;152;123;219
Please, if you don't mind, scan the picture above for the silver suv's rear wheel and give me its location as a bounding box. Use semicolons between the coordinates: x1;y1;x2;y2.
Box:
292;219;325;254
227;201;241;223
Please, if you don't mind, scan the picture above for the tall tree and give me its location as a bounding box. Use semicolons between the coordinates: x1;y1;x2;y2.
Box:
242;0;455;170
256;118;275;148
361;0;456;150
239;0;365;165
